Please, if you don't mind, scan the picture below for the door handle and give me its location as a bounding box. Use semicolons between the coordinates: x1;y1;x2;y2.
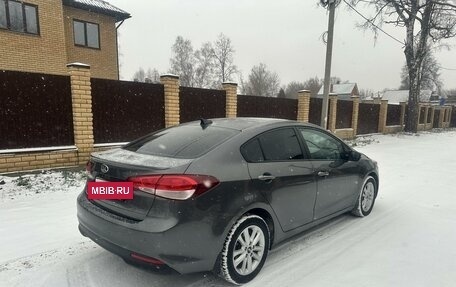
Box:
258;174;276;181
317;171;330;177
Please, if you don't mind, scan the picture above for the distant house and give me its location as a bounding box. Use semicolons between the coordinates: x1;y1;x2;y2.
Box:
0;0;130;79
316;83;360;100
379;90;433;104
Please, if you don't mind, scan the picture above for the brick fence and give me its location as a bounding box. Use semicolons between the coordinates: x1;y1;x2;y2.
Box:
0;64;454;173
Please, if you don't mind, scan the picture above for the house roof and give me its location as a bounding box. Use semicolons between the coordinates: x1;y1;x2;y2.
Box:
63;0;131;22
379;90;432;104
316;83;359;100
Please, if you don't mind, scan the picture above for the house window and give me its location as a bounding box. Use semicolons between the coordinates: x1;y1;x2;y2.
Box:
73;20;100;49
0;0;39;34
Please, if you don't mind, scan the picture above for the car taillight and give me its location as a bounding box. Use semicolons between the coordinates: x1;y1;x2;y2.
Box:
127;175;219;200
129;175;161;194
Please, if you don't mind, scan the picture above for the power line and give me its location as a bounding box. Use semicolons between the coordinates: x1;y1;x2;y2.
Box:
342;0;456;72
342;0;405;45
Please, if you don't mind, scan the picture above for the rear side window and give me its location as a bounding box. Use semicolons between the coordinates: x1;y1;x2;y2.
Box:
241;139;264;162
123;125;239;158
242;128;305;162
259;128;304;161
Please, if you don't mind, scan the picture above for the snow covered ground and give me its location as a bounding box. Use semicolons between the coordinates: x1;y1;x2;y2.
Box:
1;130;456;287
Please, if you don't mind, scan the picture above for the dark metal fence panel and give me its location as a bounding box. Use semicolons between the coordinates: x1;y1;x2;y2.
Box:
336;100;353;129
451;108;456;127
309;97;322;126
427;108;433;124
433;109;441;128
0;70;74;149
357;103;380;135
179;87;226;123
386;104;401;126
237;95;298;120
91;78;165;143
419;106;426;124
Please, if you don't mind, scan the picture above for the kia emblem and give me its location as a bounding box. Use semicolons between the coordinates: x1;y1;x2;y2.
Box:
101;164;109;173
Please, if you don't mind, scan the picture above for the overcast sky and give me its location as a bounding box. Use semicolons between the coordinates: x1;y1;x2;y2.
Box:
109;0;456;91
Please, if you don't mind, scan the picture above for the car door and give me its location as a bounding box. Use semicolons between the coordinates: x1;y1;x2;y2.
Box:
243;127;317;232
298;128;361;220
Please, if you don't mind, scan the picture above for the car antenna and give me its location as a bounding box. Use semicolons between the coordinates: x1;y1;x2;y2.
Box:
200;118;213;129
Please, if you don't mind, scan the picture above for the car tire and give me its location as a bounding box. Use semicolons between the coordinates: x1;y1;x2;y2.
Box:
218;214;270;285
352;176;377;217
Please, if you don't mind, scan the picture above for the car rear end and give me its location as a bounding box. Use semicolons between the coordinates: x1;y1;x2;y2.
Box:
77;122;240;273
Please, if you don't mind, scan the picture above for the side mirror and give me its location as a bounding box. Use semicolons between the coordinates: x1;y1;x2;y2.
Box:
342;150;361;161
349;150;361;161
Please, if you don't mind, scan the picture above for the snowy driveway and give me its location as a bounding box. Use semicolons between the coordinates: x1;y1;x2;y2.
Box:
1;131;455;287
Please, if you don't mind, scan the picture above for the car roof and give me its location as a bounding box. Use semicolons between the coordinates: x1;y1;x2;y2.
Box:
182;117;319;131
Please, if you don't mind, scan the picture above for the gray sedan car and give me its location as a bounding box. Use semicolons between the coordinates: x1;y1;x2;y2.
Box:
77;117;379;285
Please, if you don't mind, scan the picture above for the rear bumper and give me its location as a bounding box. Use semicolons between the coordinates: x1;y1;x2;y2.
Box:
76;192;221;274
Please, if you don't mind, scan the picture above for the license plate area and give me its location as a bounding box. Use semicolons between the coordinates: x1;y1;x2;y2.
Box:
87;180;134;200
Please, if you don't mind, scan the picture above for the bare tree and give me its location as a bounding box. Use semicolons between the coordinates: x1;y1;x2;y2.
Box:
145;68;160;83
212;33;238;85
285;77;323;99
350;0;456;132
399;48;443;94
133;67;146;82
133;68;160;83
169;36;195;87
277;88;286;98
285;81;307;99
194;42;216;88
244;63;280;97
330;76;343;85
359;88;375;100
169;36;221;88
305;77;324;96
445;88;456;96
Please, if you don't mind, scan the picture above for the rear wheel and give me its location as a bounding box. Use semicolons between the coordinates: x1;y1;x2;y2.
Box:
218;215;270;285
352;176;377;217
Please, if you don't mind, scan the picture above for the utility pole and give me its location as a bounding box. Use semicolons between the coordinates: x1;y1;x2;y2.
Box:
321;0;336;129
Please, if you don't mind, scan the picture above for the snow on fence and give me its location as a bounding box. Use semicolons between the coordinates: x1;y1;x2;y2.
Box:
0;70;74;150
179;86;226;123
237;95;298;120
91;78;165;144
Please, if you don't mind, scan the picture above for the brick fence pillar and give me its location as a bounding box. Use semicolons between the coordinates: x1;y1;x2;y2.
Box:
351;96;360;136
400;101;407;127
328;94;338;132
222;82;238;118
160;74;180;127
67;63;93;165
297;90;310;122
378;100;388;133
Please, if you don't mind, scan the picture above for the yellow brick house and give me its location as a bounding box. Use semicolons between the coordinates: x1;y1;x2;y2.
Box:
0;0;130;79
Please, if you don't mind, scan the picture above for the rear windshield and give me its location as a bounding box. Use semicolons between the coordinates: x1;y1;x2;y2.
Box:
123;125;239;158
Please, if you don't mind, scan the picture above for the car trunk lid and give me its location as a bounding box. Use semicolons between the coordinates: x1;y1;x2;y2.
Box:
87;148;192;221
